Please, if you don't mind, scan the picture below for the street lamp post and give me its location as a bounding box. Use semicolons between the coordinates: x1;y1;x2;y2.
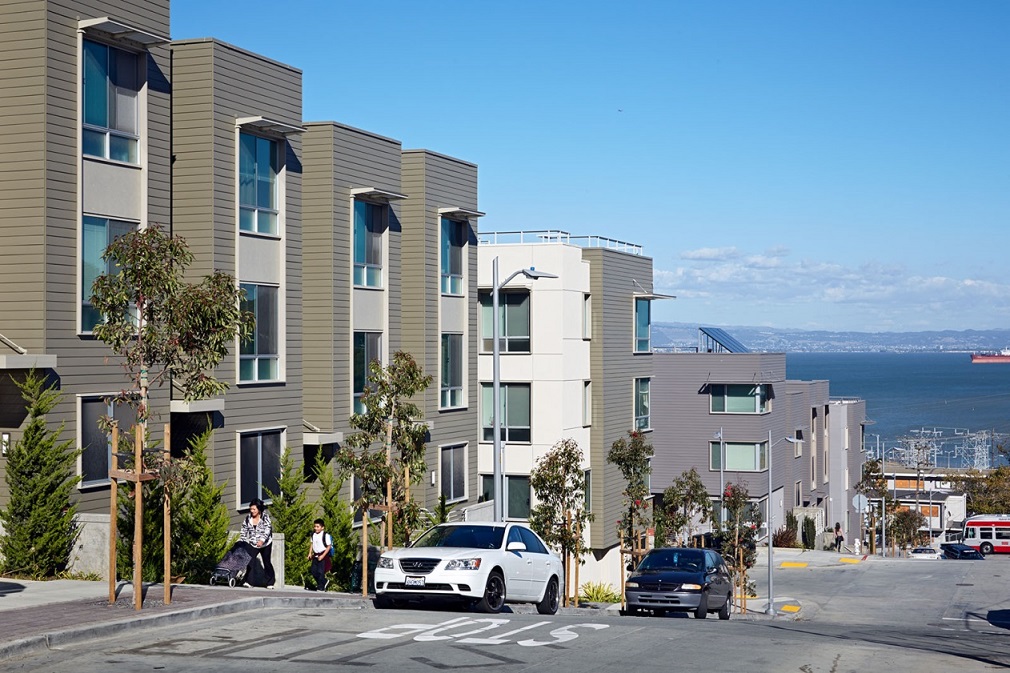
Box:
491;256;556;522
715;427;726;524
767;431;800;616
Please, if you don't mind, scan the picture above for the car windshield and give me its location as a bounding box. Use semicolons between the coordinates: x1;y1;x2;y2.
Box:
410;525;506;549
636;550;705;573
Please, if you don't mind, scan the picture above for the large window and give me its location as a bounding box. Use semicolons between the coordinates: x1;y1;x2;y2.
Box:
481;383;531;443
80;397;136;487
354;200;384;287
479;290;530;353
634;378;651;431
82;216;135;332
440;218;465;295
239;133;279;235
82;39;139;164
239;430;282;507
353;332;382;414
480;474;531;519
440;444;466;502
239;283;279;382
441;333;463;409
634;298;651;352
710;441;767;472
709;384;769;414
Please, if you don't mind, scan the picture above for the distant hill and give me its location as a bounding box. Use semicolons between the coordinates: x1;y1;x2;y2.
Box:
653;323;1010;353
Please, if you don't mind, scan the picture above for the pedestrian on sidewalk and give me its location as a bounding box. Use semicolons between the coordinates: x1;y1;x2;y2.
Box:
308;518;333;591
834;522;843;553
240;499;276;588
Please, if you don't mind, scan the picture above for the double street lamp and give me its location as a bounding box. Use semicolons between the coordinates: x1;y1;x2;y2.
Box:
491;256;556;523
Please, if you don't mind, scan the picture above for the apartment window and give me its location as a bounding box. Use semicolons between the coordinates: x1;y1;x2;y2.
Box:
239;284;279;382
479;291;530;353
794;429;804;458
480;474;531;519
82;40;139;164
710;441;767;472
440;218;465;295
239;133;279;235
811;449;817;489
583;380;592;427
582;293;592;340
353;332;382;414
634;298;651;352
823;433;830;482
353;200;384;287
710;384;769;414
584;470;592;512
441;333;464;408
239;430;282;507
440;444;466;502
481;383;531;443
80;397;136;487
81;216;135;332
794;481;802;507
634;378;651;431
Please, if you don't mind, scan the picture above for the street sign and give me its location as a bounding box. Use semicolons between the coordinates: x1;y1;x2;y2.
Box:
852;494;869;511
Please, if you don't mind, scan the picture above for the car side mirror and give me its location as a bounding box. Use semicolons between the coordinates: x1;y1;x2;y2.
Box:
506;541;527;552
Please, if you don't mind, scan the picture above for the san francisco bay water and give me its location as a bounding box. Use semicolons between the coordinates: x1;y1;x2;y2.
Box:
785;352;1010;460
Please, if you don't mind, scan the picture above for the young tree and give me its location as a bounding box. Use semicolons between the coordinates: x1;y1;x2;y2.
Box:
856;458;896;553
315;452;355;590
657;467;712;546
950;466;1010;515
892;509;926;551
607;430;653;546
529;438;594;596
172;429;232;584
720;482;760;596
264;448;315;588
0;371;80;578
339;351;432;549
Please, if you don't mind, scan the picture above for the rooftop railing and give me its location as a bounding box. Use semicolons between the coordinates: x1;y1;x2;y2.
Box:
477;229;643;256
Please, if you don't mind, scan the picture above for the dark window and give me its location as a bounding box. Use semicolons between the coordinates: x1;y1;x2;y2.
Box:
519;526;548;554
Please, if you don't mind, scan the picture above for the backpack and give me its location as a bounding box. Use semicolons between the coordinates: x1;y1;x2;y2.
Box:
324;532;335;558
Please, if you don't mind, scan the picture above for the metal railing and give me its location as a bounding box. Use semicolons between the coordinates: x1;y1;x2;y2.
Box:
477;229;643;255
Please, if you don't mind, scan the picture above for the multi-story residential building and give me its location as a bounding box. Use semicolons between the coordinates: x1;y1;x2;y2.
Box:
651;331;866;544
476;230;660;584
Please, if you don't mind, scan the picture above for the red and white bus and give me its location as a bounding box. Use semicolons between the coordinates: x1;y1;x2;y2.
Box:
962;514;1010;555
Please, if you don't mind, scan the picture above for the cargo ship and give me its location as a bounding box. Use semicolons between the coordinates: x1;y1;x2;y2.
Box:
971;349;1010;363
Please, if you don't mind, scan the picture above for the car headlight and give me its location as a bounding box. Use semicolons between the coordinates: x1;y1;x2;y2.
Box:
444;558;481;571
625;581;639;588
681;583;702;590
377;557;395;569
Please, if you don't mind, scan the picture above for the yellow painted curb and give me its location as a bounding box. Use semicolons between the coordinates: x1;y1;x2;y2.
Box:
780;604;801;613
780;561;808;568
839;557;861;564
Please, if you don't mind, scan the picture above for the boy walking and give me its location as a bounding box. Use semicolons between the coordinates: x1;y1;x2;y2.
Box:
308;518;333;591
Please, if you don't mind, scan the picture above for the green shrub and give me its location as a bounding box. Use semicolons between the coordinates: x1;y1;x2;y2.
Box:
801;517;817;550
772;525;798;549
580;581;621;603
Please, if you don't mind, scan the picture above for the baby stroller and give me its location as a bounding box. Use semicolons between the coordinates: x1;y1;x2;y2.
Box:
210;541;255;587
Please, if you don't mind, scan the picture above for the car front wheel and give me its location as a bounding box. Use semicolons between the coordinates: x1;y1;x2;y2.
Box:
536;577;560;615
475;570;506;613
718;593;731;620
693;592;708;619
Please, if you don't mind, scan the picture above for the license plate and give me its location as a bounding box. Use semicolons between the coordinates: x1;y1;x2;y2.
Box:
404;576;425;588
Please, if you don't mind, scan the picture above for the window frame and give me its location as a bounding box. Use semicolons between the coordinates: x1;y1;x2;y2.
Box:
634;297;651;353
440;217;466;296
480;382;532;444
634;377;651;431
480;474;531;520
709;384;769;414
440;332;464;409
439;443;468;503
479;290;531;353
353;199;385;288
239;283;280;383
237;428;283;509
709;440;768;472
238;132;280;236
78;394;137;489
353;331;383;414
582;293;592;340
80;215;137;333
81;38;141;165
583;380;592;427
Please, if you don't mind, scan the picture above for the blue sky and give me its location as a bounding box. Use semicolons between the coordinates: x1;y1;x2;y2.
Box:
172;1;1010;332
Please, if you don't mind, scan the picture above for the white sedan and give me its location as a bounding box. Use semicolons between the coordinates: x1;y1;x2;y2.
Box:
909;546;941;560
373;522;563;614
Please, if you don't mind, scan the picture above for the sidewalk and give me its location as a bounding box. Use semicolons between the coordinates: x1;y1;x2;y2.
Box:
0;579;370;661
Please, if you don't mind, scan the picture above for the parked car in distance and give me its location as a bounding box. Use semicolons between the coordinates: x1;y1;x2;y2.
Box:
624;547;733;620
940;543;985;560
372;522;563;614
908;547;941;560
